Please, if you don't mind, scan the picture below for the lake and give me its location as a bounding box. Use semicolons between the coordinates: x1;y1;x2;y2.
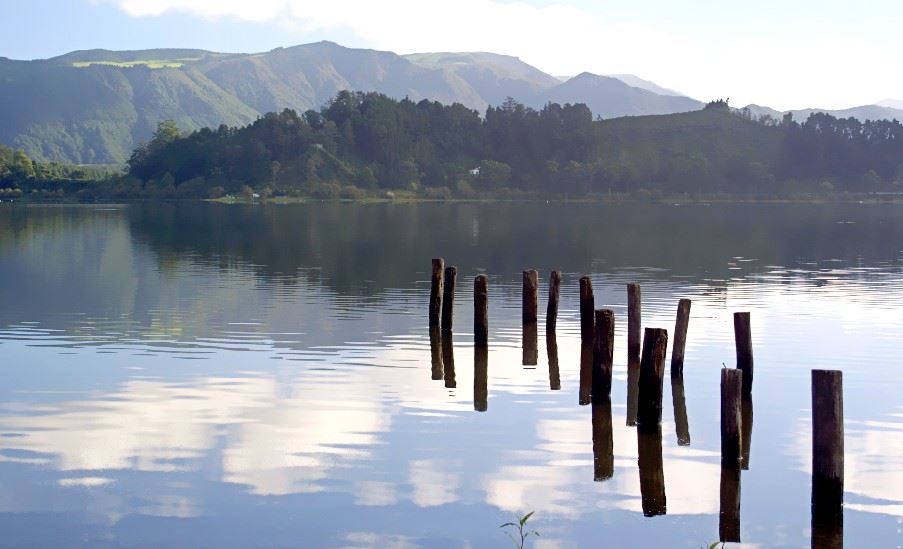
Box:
0;202;900;548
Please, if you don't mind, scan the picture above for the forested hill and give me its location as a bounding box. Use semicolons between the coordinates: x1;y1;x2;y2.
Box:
8;94;886;201
0;42;703;164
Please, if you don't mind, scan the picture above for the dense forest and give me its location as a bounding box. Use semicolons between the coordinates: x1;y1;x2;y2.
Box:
3;92;903;201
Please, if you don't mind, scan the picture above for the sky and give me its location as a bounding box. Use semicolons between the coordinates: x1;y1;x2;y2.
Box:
2;0;900;110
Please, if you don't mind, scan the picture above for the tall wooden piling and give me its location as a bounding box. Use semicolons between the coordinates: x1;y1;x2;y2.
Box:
522;269;538;324
638;427;666;517
474;346;488;412
734;312;753;395
592;397;614;481
671;372;691;446
637;327;668;431
670;299;691;375
579;342;592;406
474;275;489;348
721;369;743;464
592;309;615;399
547;331;561;391
429;258;445;327
579;277;594;344
812;370;844;512
546;271;561;332
627;283;642;364
441;266;457;333
719;464;741;543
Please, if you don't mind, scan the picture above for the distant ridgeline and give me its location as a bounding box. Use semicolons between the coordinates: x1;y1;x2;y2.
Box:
2;94;903;200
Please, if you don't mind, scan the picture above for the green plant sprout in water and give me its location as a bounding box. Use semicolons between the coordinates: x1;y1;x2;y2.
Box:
500;511;540;549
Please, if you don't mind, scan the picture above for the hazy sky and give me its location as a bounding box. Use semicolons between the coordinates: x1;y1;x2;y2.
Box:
3;0;900;110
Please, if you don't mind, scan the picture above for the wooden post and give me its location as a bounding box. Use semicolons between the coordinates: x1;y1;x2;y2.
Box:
546;271;561;332
592;309;615;399
441;332;456;389
441;266;457;334
741;396;753;470
637;327;668;431
579;276;594;344
429;324;443;381
721;369;743;464
546;331;561;391
671;372;690;446
638;427;666;517
522;269;538;324
670;299;691;375
579;342;592;406
474;275;489;348
812;370;844;512
522;322;538;366
719;464;741;543
734;312;753;395
474;346;488;412
429;258;444;327
592;397;614;481
627;283;642;364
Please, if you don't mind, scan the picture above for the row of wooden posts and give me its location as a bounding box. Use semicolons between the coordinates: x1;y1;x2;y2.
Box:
430;258;844;539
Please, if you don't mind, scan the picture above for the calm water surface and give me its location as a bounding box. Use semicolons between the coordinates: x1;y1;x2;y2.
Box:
0;202;900;548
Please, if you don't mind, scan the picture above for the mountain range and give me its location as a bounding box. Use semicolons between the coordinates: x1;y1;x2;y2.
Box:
1;40;900;164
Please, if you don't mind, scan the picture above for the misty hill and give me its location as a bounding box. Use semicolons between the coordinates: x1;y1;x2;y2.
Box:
0;42;706;164
745;103;903;123
608;74;686;97
538;73;702;119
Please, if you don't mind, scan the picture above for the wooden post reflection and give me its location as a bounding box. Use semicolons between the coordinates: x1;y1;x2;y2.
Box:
441;332;456;388
592;397;614;481
546;331;561;390
626;356;640;426
474;346;488;412
741;395;753;470
430;324;443;381
670;371;691;446
522;322;538;366
719;464;741;543
637;427;666;517
579;342;592;405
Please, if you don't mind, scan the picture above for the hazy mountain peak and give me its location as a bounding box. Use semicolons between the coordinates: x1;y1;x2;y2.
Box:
609;74;686;98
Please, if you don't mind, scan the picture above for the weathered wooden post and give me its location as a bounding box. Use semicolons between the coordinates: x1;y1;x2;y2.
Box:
592;309;615;399
637;328;668;431
741;396;753;470
721;369;743;464
522;269;538;324
627;283;642;364
671;299;691;375
441;333;456;389
429;324;443;381
812;370;844;513
671;372;690;446
441;266;457;334
592;397;614;481
546;331;561;391
638;427;666;516
579;342;592;406
522;322;538;366
546;271;561;332
734;312;753;395
719;464;741;543
474;275;489;348
429;258;445;327
579;277;594;344
474;346;488;412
